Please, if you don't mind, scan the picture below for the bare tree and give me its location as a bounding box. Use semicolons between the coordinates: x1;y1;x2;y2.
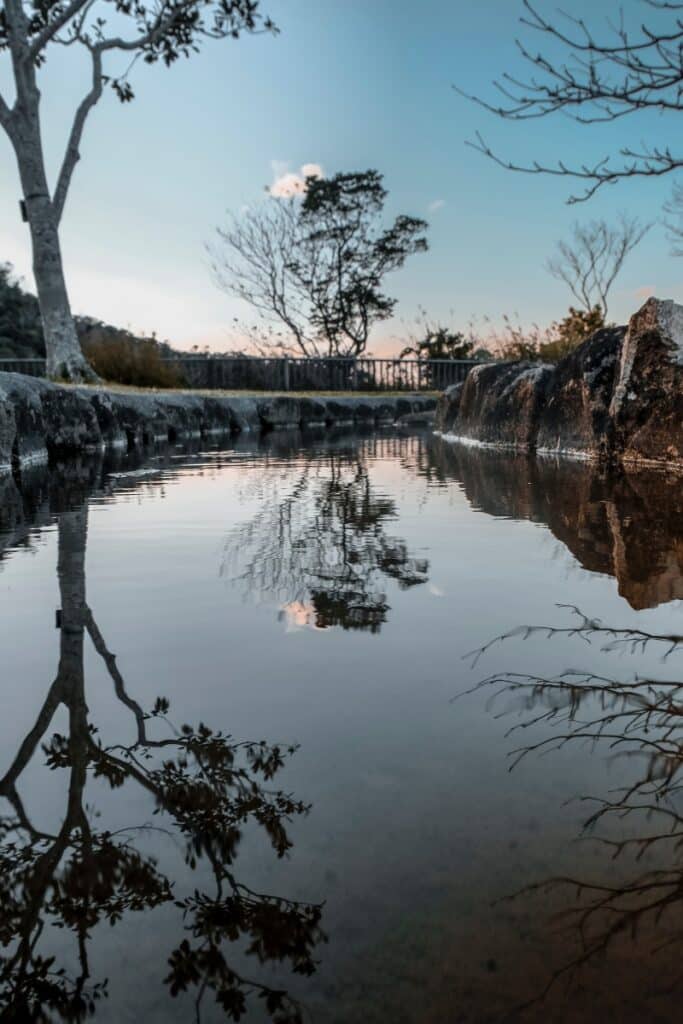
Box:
547;215;650;317
462;0;683;203
212;198;322;357
0;1;276;382
211;170;428;358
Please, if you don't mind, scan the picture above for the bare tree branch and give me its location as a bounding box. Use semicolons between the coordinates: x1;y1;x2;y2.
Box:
52;44;103;224
462;0;683;201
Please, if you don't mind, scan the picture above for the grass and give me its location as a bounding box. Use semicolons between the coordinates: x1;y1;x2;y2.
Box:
70;381;439;399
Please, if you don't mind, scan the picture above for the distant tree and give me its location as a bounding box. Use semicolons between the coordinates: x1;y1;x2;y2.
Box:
547;216;650;317
0;262;43;357
400;315;475;361
540;305;606;361
212;170;429;358
463;1;683;203
0;0;276;382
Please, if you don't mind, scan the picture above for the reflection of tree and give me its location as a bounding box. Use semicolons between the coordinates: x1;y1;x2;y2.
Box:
225;448;429;633
468;607;683;1004
0;475;323;1023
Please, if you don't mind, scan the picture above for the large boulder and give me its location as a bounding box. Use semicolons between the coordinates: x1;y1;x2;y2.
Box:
454;361;554;449
536;326;626;458
610;298;683;466
434;382;464;433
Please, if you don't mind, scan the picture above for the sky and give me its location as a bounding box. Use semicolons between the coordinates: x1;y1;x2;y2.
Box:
0;0;681;355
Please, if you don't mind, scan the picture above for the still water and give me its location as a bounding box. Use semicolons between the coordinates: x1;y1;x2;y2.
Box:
1;427;683;1022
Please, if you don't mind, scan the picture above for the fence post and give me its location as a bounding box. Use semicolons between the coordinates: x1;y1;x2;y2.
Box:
283;357;290;391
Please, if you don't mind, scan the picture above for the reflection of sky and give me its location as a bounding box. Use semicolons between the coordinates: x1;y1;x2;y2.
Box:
1;1;680;352
2;435;683;1019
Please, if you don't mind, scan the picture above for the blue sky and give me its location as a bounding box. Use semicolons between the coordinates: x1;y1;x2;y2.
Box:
0;0;680;353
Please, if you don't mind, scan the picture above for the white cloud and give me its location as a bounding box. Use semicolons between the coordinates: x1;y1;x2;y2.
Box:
301;163;324;180
269;161;324;198
428;198;446;213
270;172;308;198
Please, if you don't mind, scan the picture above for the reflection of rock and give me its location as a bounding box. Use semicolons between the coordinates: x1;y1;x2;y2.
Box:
426;435;683;610
449;362;553;449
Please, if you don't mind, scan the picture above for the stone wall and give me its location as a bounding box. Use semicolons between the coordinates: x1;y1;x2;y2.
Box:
0;376;436;471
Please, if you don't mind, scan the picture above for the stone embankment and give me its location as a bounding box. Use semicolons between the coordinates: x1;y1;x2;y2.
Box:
0;376;436;471
435;297;683;469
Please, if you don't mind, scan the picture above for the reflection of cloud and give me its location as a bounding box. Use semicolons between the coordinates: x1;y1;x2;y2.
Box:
269;161;324;197
428;199;445;213
278;601;328;633
429;583;446;597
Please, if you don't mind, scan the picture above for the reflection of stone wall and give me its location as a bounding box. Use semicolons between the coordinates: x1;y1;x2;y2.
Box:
426;435;683;610
437;298;683;469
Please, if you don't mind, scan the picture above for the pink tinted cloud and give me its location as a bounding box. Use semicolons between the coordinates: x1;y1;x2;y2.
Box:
269;162;324;197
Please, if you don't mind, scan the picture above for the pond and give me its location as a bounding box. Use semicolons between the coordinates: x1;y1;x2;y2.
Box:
1;427;683;1022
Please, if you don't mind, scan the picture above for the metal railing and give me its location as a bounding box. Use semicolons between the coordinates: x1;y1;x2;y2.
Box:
0;358;47;378
160;356;480;391
0;355;482;391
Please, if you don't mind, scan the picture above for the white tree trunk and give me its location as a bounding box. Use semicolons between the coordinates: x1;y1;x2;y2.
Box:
12;113;96;382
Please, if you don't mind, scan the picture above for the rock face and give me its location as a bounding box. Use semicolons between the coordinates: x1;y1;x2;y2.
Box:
0;387;17;470
0;375;436;471
434;382;464;433
439;298;683;469
451;361;553;449
610;298;683;465
536;326;625;457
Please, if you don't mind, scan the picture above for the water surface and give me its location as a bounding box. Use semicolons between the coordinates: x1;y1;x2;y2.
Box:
1;429;683;1022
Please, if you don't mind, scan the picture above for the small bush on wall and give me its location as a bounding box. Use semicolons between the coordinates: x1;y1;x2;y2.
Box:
79;323;186;388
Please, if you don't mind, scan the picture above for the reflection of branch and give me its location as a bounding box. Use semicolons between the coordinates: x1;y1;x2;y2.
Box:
471;606;683;1005
0;497;323;1022
84;606;148;744
466;603;683;666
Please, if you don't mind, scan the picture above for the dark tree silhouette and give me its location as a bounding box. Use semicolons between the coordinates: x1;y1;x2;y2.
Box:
462;0;683;203
212;170;428;358
0;479;323;1022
